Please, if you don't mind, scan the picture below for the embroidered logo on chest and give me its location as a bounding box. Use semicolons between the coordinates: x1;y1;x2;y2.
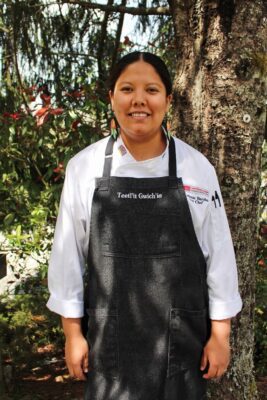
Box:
118;144;127;156
183;185;209;205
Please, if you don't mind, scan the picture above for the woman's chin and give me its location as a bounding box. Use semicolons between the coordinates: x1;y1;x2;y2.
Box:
120;129;162;142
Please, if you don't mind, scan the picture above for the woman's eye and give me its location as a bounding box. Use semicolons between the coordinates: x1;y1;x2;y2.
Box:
147;87;159;93
121;87;132;92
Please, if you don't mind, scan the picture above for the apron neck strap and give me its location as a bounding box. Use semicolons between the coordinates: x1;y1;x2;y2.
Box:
103;135;115;178
102;135;177;178
168;137;177;178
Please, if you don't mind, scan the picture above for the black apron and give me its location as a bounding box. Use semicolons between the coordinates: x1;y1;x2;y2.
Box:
84;136;210;400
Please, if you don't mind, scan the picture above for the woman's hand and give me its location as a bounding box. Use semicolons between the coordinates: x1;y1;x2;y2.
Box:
200;318;231;379
62;317;89;381
65;334;89;380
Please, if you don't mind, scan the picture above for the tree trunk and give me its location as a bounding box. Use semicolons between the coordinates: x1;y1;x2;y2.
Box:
169;0;266;399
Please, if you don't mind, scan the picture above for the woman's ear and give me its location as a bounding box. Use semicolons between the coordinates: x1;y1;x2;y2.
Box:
109;90;114;109
166;94;173;112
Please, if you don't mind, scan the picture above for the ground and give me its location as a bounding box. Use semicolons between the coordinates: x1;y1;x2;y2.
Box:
2;346;267;400
2;346;84;400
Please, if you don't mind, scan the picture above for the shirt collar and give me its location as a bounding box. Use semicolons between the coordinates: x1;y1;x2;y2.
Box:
115;135;169;163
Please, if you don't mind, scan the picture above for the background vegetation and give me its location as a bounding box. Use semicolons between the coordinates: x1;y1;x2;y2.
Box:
0;1;177;395
0;0;266;397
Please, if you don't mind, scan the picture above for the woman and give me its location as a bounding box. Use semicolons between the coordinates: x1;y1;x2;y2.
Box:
47;52;242;399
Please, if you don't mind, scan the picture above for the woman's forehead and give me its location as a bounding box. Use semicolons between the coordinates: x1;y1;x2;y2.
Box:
115;61;164;85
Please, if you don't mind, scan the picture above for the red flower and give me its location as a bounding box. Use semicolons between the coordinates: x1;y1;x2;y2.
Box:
34;106;64;126
34;107;50;126
50;108;64;115
23;85;37;95
71;120;80;130
40;93;51;105
10;113;21;120
65;89;84;98
2;112;21;120
53;163;65;181
35;107;49;117
123;36;133;46
258;259;266;268
260;224;267;236
53;163;64;174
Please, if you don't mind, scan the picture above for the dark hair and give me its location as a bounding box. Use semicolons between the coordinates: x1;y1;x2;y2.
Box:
109;52;172;96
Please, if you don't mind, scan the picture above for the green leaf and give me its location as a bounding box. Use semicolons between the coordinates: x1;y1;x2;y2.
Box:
68;110;77;119
4;213;15;226
9;126;16;135
21;126;28;136
16;224;22;237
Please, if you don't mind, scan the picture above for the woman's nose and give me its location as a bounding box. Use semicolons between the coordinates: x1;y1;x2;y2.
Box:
132;91;146;106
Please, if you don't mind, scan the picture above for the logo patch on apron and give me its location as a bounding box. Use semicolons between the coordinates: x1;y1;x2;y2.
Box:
117;192;163;199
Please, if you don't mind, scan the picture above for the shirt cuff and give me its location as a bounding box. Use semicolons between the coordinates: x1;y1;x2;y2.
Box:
46;295;84;318
209;295;242;320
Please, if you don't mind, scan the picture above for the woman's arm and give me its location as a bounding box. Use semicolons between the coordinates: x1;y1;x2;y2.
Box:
61;317;89;381
200;318;231;379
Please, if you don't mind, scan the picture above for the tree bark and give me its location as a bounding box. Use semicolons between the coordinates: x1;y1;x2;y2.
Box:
169;1;266;398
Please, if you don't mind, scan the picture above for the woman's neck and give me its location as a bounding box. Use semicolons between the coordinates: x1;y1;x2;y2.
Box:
120;131;167;161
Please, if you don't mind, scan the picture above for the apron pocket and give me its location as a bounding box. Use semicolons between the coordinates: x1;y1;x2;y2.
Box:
167;308;209;378
86;308;119;380
101;211;180;257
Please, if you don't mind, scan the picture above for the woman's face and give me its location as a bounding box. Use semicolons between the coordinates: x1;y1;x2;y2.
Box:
109;60;172;142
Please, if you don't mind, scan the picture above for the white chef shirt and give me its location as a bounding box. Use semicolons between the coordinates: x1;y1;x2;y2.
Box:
47;135;242;320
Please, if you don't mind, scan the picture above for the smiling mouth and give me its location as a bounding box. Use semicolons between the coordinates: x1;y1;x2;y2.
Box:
128;112;151;117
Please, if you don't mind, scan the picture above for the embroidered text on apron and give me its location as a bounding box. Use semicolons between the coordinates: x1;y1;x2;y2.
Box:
85;136;210;400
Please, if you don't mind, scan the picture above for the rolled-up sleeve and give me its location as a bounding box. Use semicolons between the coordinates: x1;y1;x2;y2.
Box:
46;160;87;318
204;168;242;320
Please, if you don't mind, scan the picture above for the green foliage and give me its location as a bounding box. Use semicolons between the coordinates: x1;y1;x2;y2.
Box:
0;0;264;385
0;3;176;236
0;269;64;366
0;1;175;382
0;2;178;393
0;1;117;99
0;85;105;235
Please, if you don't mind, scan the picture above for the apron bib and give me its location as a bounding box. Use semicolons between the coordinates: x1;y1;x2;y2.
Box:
85;136;210;400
